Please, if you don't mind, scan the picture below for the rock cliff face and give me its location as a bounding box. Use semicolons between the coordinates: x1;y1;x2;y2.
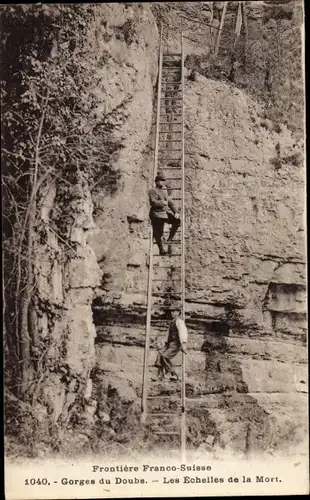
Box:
88;4;158;311
4;3;159;457
4;2;306;459
38;3;159;453
92;10;306;456
35;176;101;427
184;77;305;337
181;77;306;457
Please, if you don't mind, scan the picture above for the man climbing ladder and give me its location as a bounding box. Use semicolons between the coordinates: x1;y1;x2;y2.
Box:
149;171;181;255
141;27;187;460
154;308;188;381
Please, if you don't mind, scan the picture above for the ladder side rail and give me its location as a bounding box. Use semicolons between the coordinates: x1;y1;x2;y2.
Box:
141;26;163;421
180;30;187;462
154;26;164;182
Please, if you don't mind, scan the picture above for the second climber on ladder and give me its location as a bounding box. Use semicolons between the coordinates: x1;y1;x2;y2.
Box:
149;171;180;256
154;308;188;381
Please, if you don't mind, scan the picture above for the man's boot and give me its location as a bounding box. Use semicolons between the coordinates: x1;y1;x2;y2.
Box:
170;372;179;382
158;238;167;256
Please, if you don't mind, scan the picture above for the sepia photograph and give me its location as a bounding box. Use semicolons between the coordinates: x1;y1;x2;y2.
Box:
2;1;308;498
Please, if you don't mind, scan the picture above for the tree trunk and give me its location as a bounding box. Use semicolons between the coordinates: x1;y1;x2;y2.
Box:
19;206;35;395
214;1;228;59
209;2;214;53
18;91;49;396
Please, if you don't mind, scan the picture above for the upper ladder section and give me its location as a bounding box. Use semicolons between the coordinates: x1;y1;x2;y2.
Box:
141;29;186;461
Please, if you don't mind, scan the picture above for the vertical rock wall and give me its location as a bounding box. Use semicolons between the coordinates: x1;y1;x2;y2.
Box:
184;77;306;338
35;176;101;428
6;1;304;458
94;73;306;457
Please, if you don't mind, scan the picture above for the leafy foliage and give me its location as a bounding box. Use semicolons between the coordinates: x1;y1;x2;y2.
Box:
1;4;122;397
181;2;303;133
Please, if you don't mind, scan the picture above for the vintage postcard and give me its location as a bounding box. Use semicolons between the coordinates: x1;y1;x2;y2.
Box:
2;1;308;498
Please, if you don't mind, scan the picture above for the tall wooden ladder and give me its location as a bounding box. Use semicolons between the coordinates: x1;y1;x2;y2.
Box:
141;30;186;461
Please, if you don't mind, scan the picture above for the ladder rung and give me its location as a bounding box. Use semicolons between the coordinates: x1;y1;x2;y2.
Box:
150;319;180;324
154;431;180;435
160;113;182;116
153;254;181;257
157;237;181;241
153;424;179;430
152;287;182;292
155;265;181;268
162;66;181;69
159;141;182;143
148;364;181;369
152;288;182;291
152;305;183;310
159;148;182;151
163;53;181;56
152;278;181;281
152;295;182;299
160;97;183;100
158;131;181;133
159;122;182;125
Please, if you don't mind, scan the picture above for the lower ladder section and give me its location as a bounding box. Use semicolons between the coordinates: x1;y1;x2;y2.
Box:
141;35;186;460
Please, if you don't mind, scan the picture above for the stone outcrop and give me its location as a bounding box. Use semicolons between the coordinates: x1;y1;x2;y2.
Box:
37;2;158;451
184;77;305;338
34;175;101;427
4;3;159;457
3;2;306;459
87;4;158;310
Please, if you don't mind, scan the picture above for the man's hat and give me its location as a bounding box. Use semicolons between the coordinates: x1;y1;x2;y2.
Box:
155;172;166;182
